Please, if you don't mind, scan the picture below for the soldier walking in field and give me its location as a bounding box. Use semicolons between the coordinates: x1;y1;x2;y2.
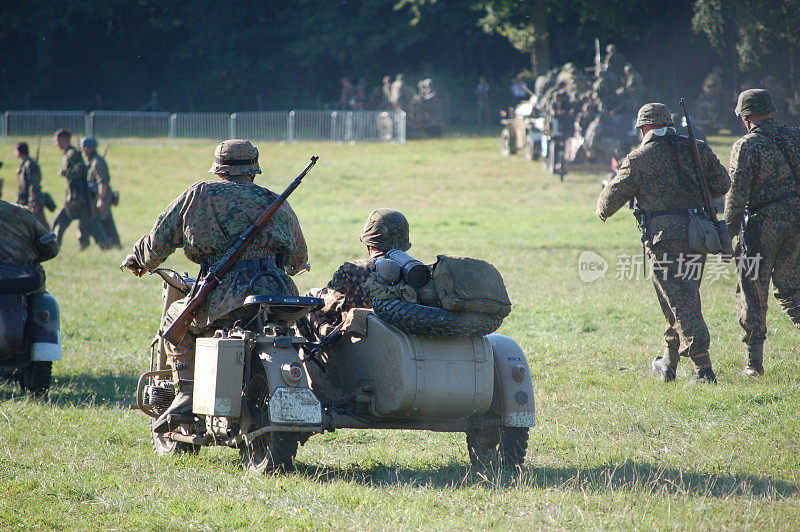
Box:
51;129;108;250
725;89;800;376
121;139;308;433
597;103;730;383
81;137;121;249
15;142;48;228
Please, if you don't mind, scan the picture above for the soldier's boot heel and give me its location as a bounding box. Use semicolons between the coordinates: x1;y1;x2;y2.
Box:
688;353;717;384
739;343;764;377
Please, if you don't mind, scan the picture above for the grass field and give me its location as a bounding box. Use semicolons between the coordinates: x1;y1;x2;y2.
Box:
1;134;799;530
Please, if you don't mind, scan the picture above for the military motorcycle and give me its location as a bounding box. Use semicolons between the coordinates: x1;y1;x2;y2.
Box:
0;263;61;396
134;267;535;473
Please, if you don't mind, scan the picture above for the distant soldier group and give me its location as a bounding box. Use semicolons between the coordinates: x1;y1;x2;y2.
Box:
45;129;120;251
338;74;445;134
598;88;800;382
517;43;646;166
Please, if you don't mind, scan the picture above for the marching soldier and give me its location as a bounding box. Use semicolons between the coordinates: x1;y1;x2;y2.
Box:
51;129;108;250
597;103;730;383
81;137;121;249
14;142;48;228
725;88;800;376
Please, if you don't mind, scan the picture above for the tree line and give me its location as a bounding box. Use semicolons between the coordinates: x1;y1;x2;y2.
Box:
1;0;797;119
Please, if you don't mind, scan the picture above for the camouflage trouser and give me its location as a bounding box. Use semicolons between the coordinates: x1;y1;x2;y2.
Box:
95;207;121;248
647;240;710;357
736;216;800;346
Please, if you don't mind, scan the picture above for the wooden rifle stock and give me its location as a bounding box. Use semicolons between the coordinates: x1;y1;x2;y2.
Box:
162;155;319;345
679;98;734;258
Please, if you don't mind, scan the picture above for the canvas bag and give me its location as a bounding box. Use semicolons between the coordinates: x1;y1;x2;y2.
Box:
432;255;511;317
687;212;723;254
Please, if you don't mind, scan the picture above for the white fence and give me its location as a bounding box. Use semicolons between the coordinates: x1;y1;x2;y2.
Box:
1;110;406;143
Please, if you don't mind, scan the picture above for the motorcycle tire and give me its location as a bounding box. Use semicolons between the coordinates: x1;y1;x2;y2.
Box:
240;432;299;474
372;297;504;338
0;263;40;295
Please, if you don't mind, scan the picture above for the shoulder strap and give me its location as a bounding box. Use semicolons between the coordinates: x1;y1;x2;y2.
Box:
753;129;800;187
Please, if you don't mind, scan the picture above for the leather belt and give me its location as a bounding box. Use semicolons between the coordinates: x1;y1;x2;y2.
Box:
749;191;800;215
227;257;280;273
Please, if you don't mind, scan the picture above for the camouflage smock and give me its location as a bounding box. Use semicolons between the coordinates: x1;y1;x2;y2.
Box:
17;156;43;208
61;146;89;206
724;118;800;235
132;176;308;326
308;258;374;336
87;152;113;212
597;129;730;243
0;200;59;290
87;153;111;187
325;258;373;309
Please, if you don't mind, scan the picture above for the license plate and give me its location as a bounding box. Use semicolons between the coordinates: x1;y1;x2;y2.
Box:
268;387;322;425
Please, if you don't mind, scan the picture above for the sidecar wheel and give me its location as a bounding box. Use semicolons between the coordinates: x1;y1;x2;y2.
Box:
499;426;529;468
466;427;499;469
240;432;298;474
466;426;529;469
150;419;200;456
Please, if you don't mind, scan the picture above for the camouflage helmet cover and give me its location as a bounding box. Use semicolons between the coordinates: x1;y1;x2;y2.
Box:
80;136;98;149
359;208;411;252
208;139;261;176
735;88;776;117
635;103;674;128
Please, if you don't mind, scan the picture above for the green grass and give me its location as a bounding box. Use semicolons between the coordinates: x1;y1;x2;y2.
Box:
1;135;799;530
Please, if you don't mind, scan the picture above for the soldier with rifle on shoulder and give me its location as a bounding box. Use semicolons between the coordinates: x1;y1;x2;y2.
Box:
121;139;310;434
14;141;49;228
597;102;730;384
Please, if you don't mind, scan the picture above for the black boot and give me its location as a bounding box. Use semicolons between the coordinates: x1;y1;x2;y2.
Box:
152;385;193;434
153;357;194;434
688;352;717;384
739;344;764;377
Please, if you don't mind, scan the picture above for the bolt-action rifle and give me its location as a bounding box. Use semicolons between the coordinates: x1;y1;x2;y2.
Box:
679;98;733;259
161;155;319;345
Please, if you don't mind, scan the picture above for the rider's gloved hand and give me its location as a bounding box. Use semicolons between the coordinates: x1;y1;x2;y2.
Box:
120;254;146;277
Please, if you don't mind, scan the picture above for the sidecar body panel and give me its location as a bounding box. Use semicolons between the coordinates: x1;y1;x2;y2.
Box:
326;313;494;420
